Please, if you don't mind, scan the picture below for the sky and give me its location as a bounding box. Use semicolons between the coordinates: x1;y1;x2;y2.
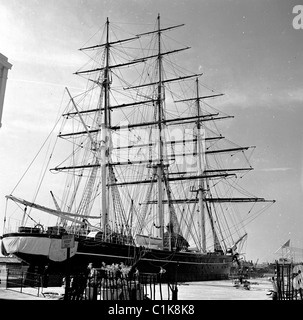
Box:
0;0;303;263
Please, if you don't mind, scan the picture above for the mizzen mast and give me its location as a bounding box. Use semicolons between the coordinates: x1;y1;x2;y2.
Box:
195;78;207;252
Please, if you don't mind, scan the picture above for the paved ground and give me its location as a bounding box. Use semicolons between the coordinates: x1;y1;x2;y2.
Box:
0;277;273;300
178;278;273;300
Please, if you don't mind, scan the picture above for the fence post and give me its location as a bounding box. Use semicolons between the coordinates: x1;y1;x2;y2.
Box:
20;271;23;293
64;247;71;300
37;274;40;297
6;269;9;289
159;274;163;300
172;283;178;300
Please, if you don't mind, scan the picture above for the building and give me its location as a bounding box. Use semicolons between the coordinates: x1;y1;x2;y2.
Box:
0;256;24;288
0;53;12;128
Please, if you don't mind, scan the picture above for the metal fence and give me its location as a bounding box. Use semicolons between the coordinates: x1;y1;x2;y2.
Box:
275;261;303;300
66;269;178;300
6;269;42;296
5;268;178;300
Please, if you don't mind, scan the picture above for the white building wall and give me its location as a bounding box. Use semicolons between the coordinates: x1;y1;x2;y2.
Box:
0;53;12;128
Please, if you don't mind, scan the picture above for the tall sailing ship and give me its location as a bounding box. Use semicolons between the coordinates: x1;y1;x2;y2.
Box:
1;15;274;282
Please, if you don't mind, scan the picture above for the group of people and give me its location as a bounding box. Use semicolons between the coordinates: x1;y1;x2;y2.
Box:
48;261;170;300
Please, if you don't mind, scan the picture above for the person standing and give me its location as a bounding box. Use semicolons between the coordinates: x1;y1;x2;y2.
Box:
293;269;303;299
87;262;97;300
42;264;49;288
271;277;278;300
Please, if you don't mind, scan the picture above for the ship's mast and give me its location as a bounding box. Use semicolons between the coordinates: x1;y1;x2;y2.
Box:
195;78;206;252
156;13;165;247
101;17;110;237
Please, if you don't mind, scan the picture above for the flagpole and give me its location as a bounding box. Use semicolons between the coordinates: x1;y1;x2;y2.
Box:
274;239;290;256
274;245;283;254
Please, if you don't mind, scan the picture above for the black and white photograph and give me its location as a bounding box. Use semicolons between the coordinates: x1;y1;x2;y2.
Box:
0;0;303;304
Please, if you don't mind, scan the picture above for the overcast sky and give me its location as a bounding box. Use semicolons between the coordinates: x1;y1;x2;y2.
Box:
0;0;303;263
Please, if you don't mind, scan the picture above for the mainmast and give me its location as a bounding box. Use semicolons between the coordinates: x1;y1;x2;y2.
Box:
156;13;165;247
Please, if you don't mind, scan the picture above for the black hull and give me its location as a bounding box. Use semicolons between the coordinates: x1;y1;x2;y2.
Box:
2;233;233;282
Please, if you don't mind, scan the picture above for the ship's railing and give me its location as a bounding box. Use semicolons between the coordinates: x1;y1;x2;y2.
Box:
16;225;135;246
83;229;135;246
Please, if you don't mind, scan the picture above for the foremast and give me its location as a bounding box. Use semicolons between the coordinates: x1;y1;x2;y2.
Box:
101;17;110;239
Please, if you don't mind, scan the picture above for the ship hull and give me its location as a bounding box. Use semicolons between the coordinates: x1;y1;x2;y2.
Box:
1;233;232;282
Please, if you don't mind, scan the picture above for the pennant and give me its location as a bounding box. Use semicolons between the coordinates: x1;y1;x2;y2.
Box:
282;239;290;248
